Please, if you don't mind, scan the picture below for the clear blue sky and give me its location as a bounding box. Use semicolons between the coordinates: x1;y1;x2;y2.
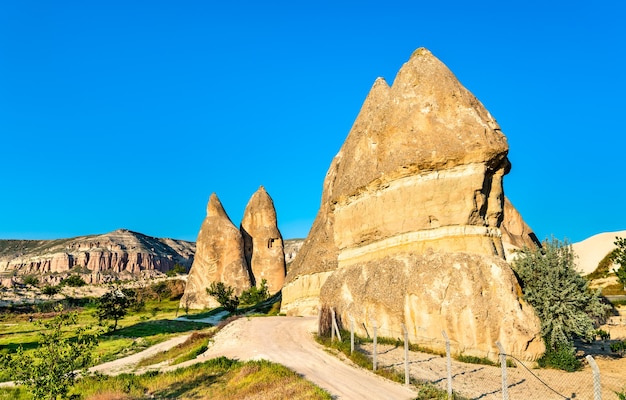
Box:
1;1;624;243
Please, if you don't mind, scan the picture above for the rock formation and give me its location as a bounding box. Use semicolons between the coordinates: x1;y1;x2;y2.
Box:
281;48;544;361
500;197;541;258
240;186;286;294
180;193;251;309
0;229;194;285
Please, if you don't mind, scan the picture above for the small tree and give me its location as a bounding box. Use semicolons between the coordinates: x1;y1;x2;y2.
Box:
239;279;270;305
150;281;171;302
41;284;60;298
60;274;87;287
1;305;99;400
166;263;187;277
614;237;626;291
512;238;611;369
206;282;239;313
96;287;138;331
23;275;39;287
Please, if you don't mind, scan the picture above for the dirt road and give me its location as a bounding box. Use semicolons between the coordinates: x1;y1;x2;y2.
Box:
170;316;417;400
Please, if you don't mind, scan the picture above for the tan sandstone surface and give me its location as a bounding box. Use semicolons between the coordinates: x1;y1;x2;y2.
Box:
572;230;626;275
180;194;251;309
281;47;543;361
240;186;286;293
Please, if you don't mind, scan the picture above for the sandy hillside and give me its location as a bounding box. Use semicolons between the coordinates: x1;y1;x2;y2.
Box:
572;230;626;275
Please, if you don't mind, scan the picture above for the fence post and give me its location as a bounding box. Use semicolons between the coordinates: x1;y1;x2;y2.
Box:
495;341;509;400
586;355;602;400
330;308;335;342
402;324;410;385
334;310;342;342
372;319;378;371
317;306;321;336
331;308;342;342
442;331;452;399
350;315;355;355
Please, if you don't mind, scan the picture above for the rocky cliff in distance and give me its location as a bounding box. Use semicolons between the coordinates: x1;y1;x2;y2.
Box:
0;229;194;285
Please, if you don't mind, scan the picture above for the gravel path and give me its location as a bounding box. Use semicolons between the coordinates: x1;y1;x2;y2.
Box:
169;316;417;400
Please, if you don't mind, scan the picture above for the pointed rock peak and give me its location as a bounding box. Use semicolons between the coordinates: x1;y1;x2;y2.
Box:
245;186;275;211
206;193;230;219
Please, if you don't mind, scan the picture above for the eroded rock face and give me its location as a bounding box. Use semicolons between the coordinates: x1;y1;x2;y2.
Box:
281;48;544;360
240;186;286;294
0;230;194;284
180;194;251;310
501;197;541;258
321;251;544;361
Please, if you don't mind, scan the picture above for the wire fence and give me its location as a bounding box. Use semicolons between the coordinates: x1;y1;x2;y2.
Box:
321;307;626;400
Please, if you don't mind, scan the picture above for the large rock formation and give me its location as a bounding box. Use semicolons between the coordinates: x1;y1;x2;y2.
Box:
180;194;251;309
240;186;286;294
281;48;544;361
0;229;194;285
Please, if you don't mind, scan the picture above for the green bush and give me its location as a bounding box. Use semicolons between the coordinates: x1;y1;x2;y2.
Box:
206;282;239;313
239;279;270;305
512;238;611;350
60;274;87;287
537;342;582;372
610;340;626;356
166;263;187;277
22;275;39;286
41;284;60;298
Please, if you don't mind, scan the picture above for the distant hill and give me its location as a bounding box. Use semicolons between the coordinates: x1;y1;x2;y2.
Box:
572;230;626;275
0;229;195;285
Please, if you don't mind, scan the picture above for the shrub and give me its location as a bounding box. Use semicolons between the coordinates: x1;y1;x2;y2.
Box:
166;263;187;277
22;275;39;286
512;238;611;350
610;340;626;356
537;342;582;372
60;274;87;287
239;279;270;305
0;305;99;399
41;284;60;298
206;282;239;313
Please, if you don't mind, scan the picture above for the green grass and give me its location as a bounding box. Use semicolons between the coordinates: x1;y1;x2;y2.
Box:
0;298;213;381
0;358;332;400
67;357;332;400
136;329;216;367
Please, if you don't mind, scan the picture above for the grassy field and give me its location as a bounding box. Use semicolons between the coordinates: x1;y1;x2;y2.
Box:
0;357;333;400
0;291;334;400
0;298;212;382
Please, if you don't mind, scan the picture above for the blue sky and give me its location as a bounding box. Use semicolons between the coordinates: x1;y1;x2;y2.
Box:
0;1;624;243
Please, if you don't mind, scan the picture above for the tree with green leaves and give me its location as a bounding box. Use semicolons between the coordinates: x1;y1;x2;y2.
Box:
1;305;99;400
150;281;171;302
512;238;611;370
206;281;239;313
614;236;626;291
96;287;138;331
41;284;60;298
60;274;87;287
166;263;187;277
239;279;270;305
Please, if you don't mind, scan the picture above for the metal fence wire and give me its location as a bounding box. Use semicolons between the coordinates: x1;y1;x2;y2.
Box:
322;307;626;400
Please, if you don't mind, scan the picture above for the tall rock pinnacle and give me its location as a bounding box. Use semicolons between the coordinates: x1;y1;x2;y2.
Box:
180;193;251;309
240;186;286;294
281;48;544;361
